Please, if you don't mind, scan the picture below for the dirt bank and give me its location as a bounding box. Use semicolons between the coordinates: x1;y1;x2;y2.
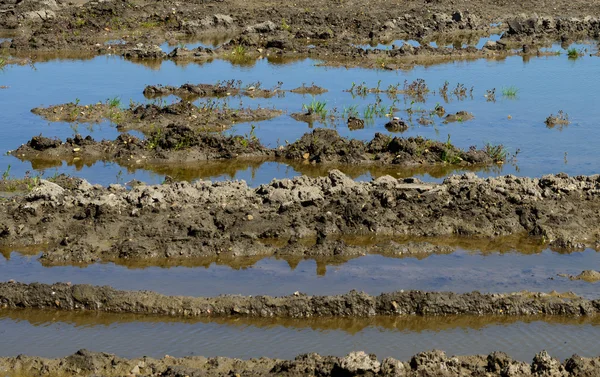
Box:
0;168;599;265
1;0;599;68
0;348;598;377
10;128;505;167
0;282;595;318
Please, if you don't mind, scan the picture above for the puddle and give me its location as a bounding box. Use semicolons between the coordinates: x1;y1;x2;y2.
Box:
159;34;235;52
427;33;504;49
539;40;598;55
1;52;600;185
1;309;599;361
2;249;600;298
103;39;127;46
356;39;421;50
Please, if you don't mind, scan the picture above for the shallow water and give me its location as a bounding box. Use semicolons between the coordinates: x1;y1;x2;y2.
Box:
0;310;598;361
2;249;599;298
1;50;600;185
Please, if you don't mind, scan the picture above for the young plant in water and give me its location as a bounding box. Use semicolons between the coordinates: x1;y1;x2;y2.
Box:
484;143;508;162
232;45;246;56
2;164;10;180
303;97;327;117
343;105;359;118
501;86;519;98
107;96;121;108
567;48;580;59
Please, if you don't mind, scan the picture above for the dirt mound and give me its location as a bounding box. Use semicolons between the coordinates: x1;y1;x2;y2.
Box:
13;128;505;169
0;348;597;376
12;126;270;165
1;171;600;265
279;129;502;165
30;100;283;133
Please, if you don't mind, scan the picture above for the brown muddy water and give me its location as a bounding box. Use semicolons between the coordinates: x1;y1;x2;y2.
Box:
2;248;600;298
0;309;599;362
0;43;599;186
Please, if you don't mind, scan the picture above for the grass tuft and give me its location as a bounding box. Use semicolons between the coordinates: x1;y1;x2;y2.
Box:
501;86;519;98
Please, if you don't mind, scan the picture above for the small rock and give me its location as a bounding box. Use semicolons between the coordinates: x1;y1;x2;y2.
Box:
247;214;254;220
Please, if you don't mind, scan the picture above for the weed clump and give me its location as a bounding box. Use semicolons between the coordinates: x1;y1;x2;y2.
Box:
501;86;518;98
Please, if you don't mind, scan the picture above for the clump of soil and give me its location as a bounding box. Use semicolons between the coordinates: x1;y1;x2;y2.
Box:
559;270;600;282
347;117;365;130
11;125;270;165
30;100;283;133
385;118;408;132
278;129;502;165
143;81;327;99
290;84;328;95
443;110;474;123
143;80;284;100
545;110;570;128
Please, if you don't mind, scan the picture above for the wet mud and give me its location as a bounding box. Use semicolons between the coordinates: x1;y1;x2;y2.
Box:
143;81;327;100
10;128;505;168
30;100;283;133
3;347;599;377
0;169;599;265
1;0;598;68
0;282;594;318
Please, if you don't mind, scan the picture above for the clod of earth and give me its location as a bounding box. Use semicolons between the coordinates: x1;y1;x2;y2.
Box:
558;270;600;283
443;111;474;123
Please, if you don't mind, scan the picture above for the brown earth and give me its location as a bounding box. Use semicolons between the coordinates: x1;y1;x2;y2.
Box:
1;0;599;68
143;81;327;100
10;128;506;168
0;169;599;265
0;282;593;318
30;100;283;133
1;348;596;377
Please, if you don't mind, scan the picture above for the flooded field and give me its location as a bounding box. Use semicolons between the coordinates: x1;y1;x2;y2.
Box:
2;0;600;374
0;51;600;185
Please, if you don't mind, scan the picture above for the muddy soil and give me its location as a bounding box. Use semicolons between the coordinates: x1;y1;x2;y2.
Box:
0;348;598;377
0;169;599;265
0;282;593;318
10;128;505;167
30;100;283;133
1;0;598;68
143;81;327;100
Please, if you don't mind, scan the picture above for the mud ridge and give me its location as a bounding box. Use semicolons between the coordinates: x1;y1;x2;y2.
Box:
2;348;598;377
1;169;600;264
143;81;327;100
30;100;283;133
10;128;505;167
0;282;596;318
